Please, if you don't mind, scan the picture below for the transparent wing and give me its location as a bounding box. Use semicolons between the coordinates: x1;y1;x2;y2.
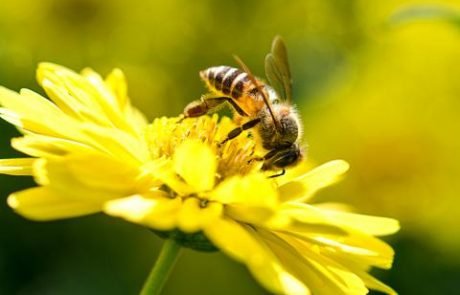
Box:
265;35;293;103
233;55;282;132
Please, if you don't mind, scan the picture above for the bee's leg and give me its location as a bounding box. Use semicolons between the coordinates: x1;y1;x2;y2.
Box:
248;149;285;177
248;149;275;163
220;118;261;145
215;97;248;117
183;95;247;118
247;156;263;164
268;169;285;178
260;150;287;178
249;149;277;164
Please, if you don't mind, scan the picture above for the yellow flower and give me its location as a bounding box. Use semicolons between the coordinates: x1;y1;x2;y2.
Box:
106;132;399;295
0;63;155;219
0;64;399;295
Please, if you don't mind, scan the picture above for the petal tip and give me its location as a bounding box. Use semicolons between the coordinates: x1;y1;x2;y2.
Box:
7;194;19;209
331;159;350;173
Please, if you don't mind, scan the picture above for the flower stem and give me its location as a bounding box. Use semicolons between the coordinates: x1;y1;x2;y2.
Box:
140;239;182;295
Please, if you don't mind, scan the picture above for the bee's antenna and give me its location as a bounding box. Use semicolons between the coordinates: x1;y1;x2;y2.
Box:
233;55;282;132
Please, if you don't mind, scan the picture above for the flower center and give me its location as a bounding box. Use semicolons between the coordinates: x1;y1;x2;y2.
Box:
146;115;260;179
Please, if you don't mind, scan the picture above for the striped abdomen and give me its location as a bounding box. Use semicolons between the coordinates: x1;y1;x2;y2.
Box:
200;66;256;99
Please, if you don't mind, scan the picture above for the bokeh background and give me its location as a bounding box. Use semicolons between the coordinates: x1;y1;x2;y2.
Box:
1;0;459;294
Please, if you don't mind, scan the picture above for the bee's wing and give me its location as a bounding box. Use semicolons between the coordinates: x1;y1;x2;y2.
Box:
265;35;292;103
233;55;282;132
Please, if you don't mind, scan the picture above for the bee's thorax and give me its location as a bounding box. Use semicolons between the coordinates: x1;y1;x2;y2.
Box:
257;103;301;150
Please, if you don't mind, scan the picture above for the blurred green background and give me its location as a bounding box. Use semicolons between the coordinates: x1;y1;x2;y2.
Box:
1;0;460;294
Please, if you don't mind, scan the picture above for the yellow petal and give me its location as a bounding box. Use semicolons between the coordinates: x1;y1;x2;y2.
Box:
37;63;148;141
204;218;309;295
295;228;395;269
103;192;181;231
209;173;279;225
8;187;101;221
322;253;397;295
313;206;400;236
329;232;396;269
38;64;117;129
105;68;148;135
33;153;148;203
210;173;277;207
0;158;35;175
280;202;348;235
173;141;216;192
104;68;128;109
177;198;223;233
40;77;92;121
281;202;398;238
225;205;277;226
0;87;81;137
80;124;150;164
355;270;397;295
37;63;103;116
12;135;94;159
0;84;148;165
145;158;196;196
81;68;142;136
279;160;350;202
260;230;368;295
281;203;395;269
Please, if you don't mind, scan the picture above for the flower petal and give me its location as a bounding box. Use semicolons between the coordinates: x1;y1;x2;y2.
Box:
37;63;124;130
321;252;397;294
355;270;397;295
279;160;349;202
259;229;369;295
34;153;152;203
173;141;216;192
0;83;149;165
104;68;149;135
209;173;279;225
105;68;128;108
12;135;94;159
210;173;277;207
145;158;196;196
177;198;223;233
0;158;35;175
312;206;400;236
323;232;395;269
103;192;181;231
80;124;150;164
204;218;309;295
279;202;348;235
0;87;81;137
280;203;395;269
8;187;101;221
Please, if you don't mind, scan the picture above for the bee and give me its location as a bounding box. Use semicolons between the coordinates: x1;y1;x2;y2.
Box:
183;36;303;177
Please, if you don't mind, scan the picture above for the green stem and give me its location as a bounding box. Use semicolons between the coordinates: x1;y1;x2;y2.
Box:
140;239;182;295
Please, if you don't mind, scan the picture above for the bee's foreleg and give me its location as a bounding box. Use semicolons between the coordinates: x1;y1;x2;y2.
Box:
268;169;285;178
248;149;277;165
220;118;261;145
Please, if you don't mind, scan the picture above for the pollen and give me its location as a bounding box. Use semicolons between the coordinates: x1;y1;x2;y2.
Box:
146;114;260;179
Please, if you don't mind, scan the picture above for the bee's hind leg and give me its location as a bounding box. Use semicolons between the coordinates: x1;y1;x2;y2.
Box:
183;95;247;118
220;118;261;145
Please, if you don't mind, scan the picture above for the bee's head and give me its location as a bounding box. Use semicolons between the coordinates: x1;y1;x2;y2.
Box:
262;144;303;170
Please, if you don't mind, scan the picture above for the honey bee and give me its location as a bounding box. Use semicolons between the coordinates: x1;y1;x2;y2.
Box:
183;36;303;177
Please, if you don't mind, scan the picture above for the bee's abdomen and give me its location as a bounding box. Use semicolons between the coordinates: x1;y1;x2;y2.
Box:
200;66;251;99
